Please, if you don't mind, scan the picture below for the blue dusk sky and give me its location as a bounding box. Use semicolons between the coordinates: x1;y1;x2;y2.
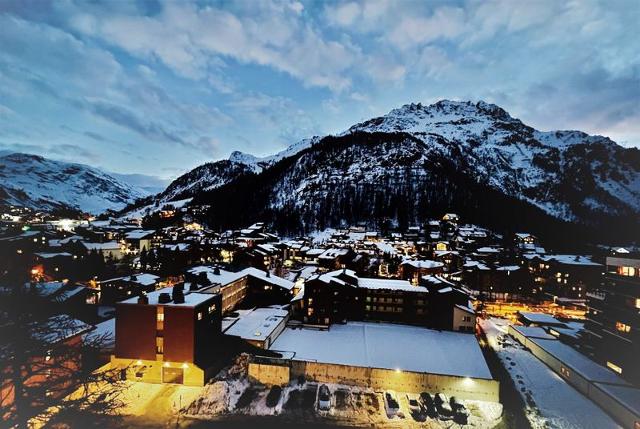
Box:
0;0;638;180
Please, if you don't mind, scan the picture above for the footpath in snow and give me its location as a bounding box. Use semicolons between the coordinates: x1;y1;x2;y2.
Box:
479;317;621;429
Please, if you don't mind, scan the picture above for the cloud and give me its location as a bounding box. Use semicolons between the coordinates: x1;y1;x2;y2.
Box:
48;143;100;163
229;92;322;148
73;1;360;92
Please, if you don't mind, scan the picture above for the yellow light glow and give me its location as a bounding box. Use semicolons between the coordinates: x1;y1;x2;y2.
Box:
136;360;142;366
182;363;188;369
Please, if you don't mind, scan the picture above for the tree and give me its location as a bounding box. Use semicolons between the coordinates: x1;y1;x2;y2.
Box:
139;247;148;271
0;285;124;428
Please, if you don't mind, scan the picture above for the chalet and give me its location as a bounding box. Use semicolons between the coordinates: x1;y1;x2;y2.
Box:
33;252;74;280
124;229;155;252
515;232;537;251
523;254;602;300
398;259;444;284
98;273;160;305
80;241;123;260
317;247;353;269
420;275;476;332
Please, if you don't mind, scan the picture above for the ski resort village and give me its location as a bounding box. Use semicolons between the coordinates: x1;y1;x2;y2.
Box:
1;203;639;429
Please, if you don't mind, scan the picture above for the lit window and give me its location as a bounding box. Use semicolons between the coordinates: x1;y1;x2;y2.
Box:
560;366;570;378
197;312;203;320
615;321;631;333
208;304;216;314
636;298;640;309
619;266;637;277
157;310;164;322
606;361;622;374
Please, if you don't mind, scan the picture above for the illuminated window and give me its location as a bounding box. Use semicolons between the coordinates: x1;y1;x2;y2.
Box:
156;337;163;354
619;266;637;277
307;308;314;316
636;298;640;309
197;312;203;321
560;366;570;378
308;298;313;305
208;304;216;314
616;321;631;333
606;361;623;374
156;308;164;331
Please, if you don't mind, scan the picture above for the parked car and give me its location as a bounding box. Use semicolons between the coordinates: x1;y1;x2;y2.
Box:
406;394;421;413
450;396;469;424
435;393;453;416
419;392;437;417
454;406;470;424
384;391;400;416
450;396;464;411
318;384;331;410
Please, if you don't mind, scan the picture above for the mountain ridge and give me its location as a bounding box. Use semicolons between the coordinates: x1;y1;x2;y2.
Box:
0;152;158;214
117;99;639;244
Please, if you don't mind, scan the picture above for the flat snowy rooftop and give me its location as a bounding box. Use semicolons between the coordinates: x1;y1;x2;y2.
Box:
269;322;493;379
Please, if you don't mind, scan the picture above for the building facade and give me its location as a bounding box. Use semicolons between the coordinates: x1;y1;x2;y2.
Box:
111;285;222;386
585;255;640;385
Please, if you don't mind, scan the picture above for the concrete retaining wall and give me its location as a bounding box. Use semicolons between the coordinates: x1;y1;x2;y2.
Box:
249;359;499;402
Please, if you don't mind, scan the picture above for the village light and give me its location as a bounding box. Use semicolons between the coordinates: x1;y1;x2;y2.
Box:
395;368;401;373
182;362;188;369
463;377;474;386
136;360;142;366
164;362;170;367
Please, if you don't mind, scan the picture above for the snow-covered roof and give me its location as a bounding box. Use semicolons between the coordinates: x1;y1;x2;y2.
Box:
81;241;120;250
125;229;155;240
120;286;215;307
530;337;630;385
518;311;564;326
496;265;520;271
400;260;444;269
34;252;73;259
270;322;493;379
524;254;601;266
223;307;288;341
189;266;294;291
510;325;555;340
358;278;428;293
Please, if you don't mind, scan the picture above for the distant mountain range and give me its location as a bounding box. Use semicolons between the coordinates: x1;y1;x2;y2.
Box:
0;152;166;214
4;100;639;244
123;100;640;245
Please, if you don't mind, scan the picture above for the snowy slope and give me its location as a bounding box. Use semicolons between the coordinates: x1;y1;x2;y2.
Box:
345;100;640;220
0;153;147;214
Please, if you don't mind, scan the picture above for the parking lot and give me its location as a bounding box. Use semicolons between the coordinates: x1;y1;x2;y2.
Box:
185;380;503;428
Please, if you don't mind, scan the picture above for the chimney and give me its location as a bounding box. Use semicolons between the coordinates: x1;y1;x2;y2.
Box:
213;266;221;275
172;285;185;304
137;293;148;305
158;292;171;304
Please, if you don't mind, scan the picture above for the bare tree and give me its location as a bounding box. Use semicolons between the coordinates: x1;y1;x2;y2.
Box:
0;284;125;428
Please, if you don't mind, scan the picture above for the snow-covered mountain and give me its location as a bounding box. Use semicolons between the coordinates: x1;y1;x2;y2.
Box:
0;153;151;214
343;100;640;221
127;100;640;242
